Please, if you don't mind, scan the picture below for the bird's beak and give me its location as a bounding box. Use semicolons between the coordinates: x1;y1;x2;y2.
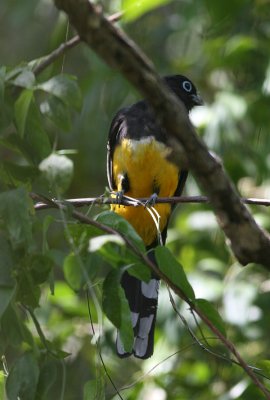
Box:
192;93;204;106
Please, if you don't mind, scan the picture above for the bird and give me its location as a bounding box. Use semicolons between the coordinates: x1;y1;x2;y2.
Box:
107;75;203;359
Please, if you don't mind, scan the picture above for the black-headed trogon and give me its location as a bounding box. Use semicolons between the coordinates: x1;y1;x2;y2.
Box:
107;75;202;359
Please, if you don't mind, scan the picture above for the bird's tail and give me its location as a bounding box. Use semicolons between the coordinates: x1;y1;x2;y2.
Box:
116;271;160;359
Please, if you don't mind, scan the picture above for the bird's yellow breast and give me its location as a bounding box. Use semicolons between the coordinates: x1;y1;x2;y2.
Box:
111;137;179;246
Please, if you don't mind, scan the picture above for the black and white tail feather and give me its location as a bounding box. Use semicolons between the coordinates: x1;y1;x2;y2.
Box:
116;271;160;359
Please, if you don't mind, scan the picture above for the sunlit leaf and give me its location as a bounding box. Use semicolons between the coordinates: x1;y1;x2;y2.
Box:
37;74;82;111
123;0;172;21
11;69;35;89
88;234;125;252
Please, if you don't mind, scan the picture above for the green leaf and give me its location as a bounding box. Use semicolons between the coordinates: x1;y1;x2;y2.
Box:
6;352;39;400
240;383;266;399
11;69;35;89
195;298;227;338
1;161;39;186
0;371;4;400
102;270;133;352
1;304;33;348
5;66;26;81
0;234;16;287
29;254;54;284
0;187;32;248
102;270;122;327
36;358;57;398
68;223;104;249
40;95;72;132
155;246;195;301
256;360;270;376
0;288;15;320
127;262;151;282
123;0;172;21
88;234;126;267
20;99;51;165
96;211;145;252
16;268;41;308
83;379;105;400
39;153;74;193
63;253;82;291
89;234;125;252
14;89;33;137
0;85;14;131
38;74;82;111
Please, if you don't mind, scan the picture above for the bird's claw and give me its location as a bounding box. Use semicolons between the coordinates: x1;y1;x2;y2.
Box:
144;193;158;208
115;190;124;206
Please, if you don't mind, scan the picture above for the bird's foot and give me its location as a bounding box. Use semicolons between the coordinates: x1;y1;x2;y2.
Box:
115;190;125;206
144;193;158;208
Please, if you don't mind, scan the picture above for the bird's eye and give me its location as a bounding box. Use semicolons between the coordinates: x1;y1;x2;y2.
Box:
182;80;192;92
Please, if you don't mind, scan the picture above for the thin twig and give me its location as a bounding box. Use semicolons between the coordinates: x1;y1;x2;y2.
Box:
30;192;270;210
32;11;123;76
24;306;60;358
86;289;124;400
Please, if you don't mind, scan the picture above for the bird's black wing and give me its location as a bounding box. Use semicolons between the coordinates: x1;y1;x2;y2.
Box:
106;108;130;192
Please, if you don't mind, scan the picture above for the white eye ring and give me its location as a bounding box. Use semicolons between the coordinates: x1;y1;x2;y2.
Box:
183;80;192;92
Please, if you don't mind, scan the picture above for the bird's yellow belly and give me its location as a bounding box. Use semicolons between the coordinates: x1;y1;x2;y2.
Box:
111;137;179;246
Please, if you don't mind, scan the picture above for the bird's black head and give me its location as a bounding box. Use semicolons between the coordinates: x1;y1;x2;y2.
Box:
164;75;203;112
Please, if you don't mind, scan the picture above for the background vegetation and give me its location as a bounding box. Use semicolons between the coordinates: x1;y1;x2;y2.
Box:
1;0;270;399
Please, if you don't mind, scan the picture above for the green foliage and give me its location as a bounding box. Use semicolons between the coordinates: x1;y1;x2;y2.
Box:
155;245;195;301
102;270;133;352
0;187;32;248
63;252;82;291
1;0;270;399
83;378;105;400
6;352;39;400
123;0;172;21
195;298;227;338
96;211;145;252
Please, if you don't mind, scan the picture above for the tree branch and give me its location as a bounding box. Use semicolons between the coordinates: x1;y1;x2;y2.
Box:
54;0;270;268
32;193;270;399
